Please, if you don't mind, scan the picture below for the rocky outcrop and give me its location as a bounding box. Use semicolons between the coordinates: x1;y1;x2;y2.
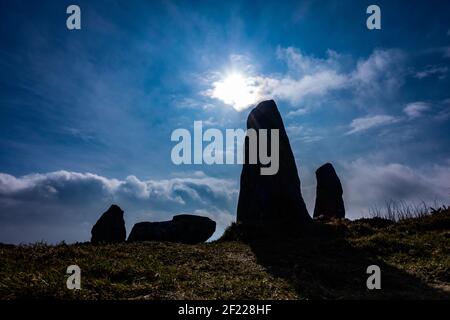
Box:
313;163;345;219
128;214;216;244
236;100;311;226
91;204;126;244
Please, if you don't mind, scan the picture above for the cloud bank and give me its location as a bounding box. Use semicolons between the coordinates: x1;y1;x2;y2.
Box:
1;162;448;244
342;159;450;218
0;171;238;244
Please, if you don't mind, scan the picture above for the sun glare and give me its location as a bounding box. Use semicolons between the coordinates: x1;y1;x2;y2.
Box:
210;72;260;111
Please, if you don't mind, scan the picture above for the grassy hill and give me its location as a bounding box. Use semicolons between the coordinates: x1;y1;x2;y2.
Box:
1;208;449;300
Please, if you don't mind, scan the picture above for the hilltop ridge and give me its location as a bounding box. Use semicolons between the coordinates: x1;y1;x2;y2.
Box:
1;208;449;299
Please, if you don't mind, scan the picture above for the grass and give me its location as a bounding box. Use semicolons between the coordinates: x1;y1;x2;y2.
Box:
368;200;447;221
0;207;449;300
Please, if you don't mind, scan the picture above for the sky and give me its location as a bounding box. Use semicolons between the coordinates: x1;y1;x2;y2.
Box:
0;0;449;244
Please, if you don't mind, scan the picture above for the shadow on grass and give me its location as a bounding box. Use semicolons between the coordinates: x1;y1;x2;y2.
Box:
221;221;449;299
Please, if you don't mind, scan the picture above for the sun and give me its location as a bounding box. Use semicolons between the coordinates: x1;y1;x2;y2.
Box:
210;72;260;111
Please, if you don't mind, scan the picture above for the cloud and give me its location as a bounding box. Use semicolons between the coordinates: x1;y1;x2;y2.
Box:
204;48;348;111
342;159;450;218
287;108;309;117
414;65;448;79
403;102;431;118
203;47;350;110
346;115;399;135
256;70;347;105
259;47;351;104
0;171;238;244
2;164;448;243
352;49;404;85
204;47;406;111
349;49;406;109
286;125;323;143
275;47;347;75
433;99;450;121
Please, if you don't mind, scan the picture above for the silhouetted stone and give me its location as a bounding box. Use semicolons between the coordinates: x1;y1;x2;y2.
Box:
313;163;345;219
237;100;311;227
91;204;126;244
127;214;216;244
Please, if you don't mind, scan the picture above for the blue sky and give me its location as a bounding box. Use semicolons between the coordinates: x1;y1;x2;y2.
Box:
0;0;449;243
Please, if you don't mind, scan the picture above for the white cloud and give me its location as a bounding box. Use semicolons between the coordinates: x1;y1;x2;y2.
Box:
204;47;406;112
287;108;309;117
256;70;347;105
346;115;399;135
403;102;431;118
352;49;404;84
350;49;406;108
2;164;448;243
342;159;450;218
265;47;350;103
414;65;448;79
286;125;323;143
0;171;238;244
276;47;346;75
204;47;350;110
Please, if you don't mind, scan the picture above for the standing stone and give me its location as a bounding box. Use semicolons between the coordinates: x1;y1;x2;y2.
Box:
313;163;345;219
127;214;216;244
91;204;126;244
237;100;311;226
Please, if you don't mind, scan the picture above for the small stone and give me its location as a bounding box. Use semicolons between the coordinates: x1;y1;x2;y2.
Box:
313;163;345;219
91;204;126;244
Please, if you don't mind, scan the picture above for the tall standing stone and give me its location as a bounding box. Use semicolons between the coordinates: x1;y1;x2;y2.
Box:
237;100;311;226
91;204;126;244
313;163;345;219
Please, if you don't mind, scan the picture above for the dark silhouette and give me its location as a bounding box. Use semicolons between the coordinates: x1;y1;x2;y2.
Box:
228;100;449;298
313;163;345;219
128;214;216;244
237;100;311;227
91;204;126;244
220;219;449;299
